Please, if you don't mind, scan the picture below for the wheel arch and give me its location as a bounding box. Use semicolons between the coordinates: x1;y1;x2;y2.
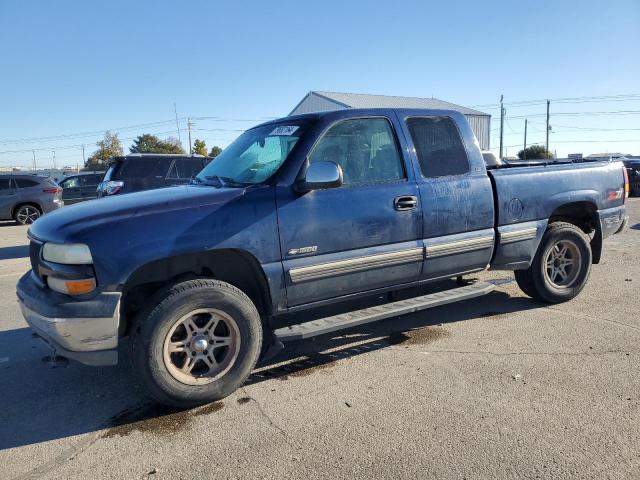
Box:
121;249;273;335
547;200;601;264
12;201;43;218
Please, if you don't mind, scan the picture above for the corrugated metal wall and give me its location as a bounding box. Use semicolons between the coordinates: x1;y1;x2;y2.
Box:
291;93;491;150
464;115;490;150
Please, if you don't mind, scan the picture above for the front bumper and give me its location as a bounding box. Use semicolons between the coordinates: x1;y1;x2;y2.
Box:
16;271;121;366
42;198;64;214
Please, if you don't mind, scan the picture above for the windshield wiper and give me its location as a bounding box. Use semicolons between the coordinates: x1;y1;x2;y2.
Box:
205;175;251;187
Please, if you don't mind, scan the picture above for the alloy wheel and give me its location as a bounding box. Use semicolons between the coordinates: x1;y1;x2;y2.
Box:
16;206;40;225
544;240;582;288
162;308;241;385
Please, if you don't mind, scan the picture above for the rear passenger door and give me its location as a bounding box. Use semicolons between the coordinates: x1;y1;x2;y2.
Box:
81;174;101;200
277;115;423;307
398;114;495;280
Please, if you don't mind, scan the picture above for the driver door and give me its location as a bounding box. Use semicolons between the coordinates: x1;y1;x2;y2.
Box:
276;115;423;307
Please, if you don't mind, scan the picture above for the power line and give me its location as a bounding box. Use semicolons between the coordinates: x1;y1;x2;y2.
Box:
473;93;640;109
0;116;272;146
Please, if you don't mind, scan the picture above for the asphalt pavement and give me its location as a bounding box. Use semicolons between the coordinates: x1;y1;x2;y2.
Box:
0;201;639;479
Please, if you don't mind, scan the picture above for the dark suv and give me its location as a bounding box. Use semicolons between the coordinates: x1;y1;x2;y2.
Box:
97;154;209;197
0;175;63;224
623;160;640;196
58;172;104;204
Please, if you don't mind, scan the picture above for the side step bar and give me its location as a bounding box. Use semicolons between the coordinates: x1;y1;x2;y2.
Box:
274;281;495;342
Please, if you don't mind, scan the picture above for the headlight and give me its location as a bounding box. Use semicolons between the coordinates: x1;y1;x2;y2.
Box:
42;243;93;264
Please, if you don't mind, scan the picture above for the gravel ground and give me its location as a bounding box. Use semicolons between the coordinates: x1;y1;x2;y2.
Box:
0;200;638;480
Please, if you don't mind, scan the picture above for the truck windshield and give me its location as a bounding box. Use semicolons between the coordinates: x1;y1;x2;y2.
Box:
195;122;307;186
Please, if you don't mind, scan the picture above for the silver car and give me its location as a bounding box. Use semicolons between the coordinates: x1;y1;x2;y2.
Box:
0;175;64;224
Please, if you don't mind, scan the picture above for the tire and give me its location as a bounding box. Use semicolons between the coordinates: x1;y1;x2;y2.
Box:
14;204;41;225
514;222;592;303
131;279;262;408
514;269;537;298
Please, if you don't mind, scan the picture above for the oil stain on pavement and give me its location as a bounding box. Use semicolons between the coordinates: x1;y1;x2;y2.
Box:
103;401;224;438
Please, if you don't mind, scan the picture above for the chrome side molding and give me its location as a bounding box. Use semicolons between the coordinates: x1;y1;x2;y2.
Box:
426;235;494;258
499;227;537;244
289;247;423;283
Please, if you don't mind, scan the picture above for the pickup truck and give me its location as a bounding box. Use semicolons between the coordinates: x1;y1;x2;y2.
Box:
17;108;629;407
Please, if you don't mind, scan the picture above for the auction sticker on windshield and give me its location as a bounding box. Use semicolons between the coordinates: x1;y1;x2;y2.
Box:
269;126;299;136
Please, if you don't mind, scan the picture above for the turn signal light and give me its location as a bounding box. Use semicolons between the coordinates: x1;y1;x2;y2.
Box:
48;276;96;296
65;279;96;295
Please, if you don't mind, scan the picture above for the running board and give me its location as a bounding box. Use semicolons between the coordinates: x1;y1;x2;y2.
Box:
274;281;495;342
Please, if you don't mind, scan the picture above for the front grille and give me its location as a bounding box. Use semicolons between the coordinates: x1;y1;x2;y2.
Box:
29;240;42;277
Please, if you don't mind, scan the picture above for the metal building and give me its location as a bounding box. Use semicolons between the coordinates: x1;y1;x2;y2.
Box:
290;91;491;150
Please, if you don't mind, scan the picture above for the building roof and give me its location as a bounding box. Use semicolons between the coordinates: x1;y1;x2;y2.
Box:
298;91;489;117
585;152;630;158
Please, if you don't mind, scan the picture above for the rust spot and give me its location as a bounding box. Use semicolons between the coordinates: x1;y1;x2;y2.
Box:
102;401;223;438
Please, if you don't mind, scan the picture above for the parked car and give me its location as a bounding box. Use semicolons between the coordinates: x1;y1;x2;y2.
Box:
0;175;63;224
97;154;209;197
18;108;629;407
623;160;640;196
58;172;104;204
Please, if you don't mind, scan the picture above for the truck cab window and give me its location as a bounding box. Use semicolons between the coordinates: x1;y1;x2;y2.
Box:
309;118;405;185
407;116;469;177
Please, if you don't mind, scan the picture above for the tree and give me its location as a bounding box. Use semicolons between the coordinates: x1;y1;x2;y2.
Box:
209;146;222;158
130;134;185;154
85;131;123;170
517;145;553;160
193;139;207;156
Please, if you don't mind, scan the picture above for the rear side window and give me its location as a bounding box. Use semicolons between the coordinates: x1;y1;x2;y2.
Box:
81;174;101;186
309;117;405;185
167;158;204;179
406;117;469;177
112;158;171;180
14;178;39;188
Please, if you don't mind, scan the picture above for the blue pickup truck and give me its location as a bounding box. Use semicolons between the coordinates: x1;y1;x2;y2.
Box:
17;108;629;407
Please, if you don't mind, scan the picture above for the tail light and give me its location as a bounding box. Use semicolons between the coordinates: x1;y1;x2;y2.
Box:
98;180;124;196
43;187;62;194
623;166;629;202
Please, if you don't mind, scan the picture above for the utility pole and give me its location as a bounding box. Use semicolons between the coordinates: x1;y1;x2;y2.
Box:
174;103;182;145
545;99;550;156
187;118;193;155
32;150;37;171
523;119;528;161
499;95;505;159
52;150;57;170
82;144;86;169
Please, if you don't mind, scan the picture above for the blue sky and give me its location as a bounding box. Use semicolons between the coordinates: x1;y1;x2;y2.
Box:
1;0;639;168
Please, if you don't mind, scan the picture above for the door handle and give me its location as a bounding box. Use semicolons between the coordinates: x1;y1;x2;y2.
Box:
394;195;418;211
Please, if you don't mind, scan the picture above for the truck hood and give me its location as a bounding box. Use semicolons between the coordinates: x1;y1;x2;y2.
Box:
29;185;248;243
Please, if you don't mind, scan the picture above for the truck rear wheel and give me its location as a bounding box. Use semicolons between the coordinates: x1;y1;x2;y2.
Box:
514;222;592;303
131;279;262;408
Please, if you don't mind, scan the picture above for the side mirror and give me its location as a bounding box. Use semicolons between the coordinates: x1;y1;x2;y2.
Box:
296;161;343;192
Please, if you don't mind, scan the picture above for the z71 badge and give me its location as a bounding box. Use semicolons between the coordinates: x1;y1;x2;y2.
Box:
288;246;318;255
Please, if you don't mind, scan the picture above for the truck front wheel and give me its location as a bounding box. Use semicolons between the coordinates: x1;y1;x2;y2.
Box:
514;222;592;303
131;279;262;408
